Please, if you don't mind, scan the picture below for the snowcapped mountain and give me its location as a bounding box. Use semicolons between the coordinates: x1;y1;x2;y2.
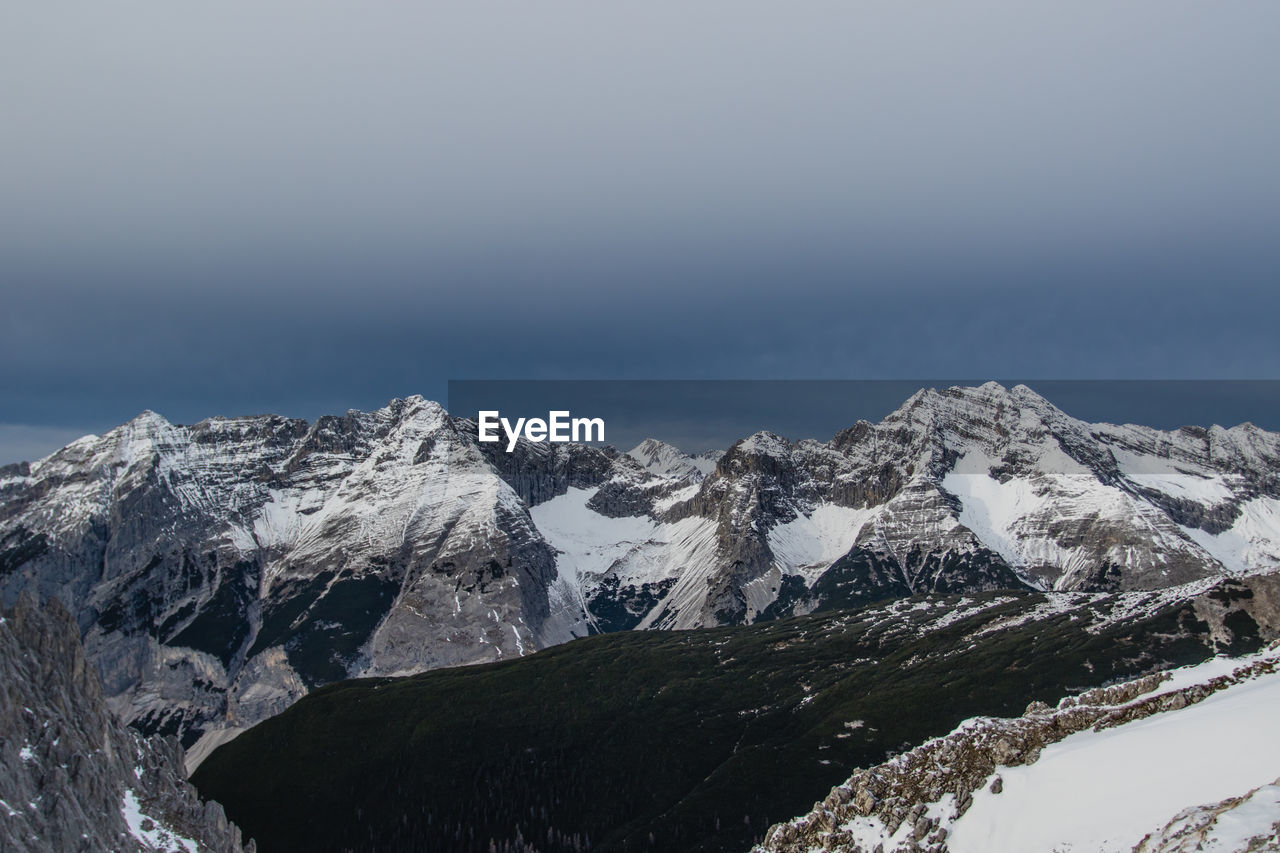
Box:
0;397;603;765
757;641;1280;853
538;382;1280;629
2;383;1279;767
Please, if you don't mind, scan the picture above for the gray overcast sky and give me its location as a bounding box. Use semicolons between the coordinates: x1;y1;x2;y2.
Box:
3;2;1280;462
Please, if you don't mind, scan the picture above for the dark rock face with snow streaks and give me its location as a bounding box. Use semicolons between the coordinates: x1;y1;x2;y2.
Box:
0;594;252;852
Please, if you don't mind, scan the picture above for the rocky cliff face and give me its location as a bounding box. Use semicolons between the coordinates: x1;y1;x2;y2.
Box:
0;594;252;852
3;383;1279;768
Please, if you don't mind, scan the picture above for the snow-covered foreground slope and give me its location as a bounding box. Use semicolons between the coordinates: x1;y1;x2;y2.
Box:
759;647;1280;853
949;654;1280;852
1134;781;1280;853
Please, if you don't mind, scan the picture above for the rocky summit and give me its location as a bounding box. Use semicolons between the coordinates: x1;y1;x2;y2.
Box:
2;383;1278;768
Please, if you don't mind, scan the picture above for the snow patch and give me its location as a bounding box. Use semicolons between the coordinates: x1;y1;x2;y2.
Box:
942;456;1225;588
941;467;1055;568
531;487;659;590
736;432;791;457
530;486;726;630
121;789;200;852
1130;473;1237;505
767;504;876;581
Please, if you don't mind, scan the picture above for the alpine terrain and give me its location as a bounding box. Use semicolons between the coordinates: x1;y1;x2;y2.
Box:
191;574;1280;852
2;382;1278;772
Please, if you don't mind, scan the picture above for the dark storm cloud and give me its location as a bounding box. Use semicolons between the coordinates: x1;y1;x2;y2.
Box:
3;2;1279;462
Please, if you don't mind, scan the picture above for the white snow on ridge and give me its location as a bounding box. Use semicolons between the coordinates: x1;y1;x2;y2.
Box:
229;410;526;588
629;517;722;629
767;504;876;581
796;651;1280;853
940;447;1280;586
226;487;318;552
1180;497;1280;575
1110;445;1239;505
1129;473;1238;505
736;432;791;457
948;653;1280;853
939;467;1137;585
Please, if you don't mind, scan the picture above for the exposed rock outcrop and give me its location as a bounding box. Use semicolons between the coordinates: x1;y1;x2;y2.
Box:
1133;779;1280;852
0;594;252;852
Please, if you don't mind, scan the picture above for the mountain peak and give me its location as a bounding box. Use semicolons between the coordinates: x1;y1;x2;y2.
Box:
126;409;173;429
884;382;1068;430
731;431;792;458
627;438;706;481
629;437;678;455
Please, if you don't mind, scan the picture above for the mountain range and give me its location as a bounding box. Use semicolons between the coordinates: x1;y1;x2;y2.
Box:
2;382;1278;769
